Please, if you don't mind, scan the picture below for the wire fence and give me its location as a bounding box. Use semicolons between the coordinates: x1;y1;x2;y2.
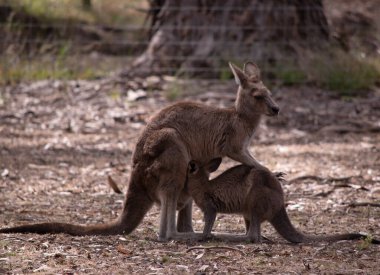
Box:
0;0;377;84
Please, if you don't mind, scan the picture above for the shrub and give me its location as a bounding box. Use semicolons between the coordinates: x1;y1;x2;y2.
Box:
306;52;379;95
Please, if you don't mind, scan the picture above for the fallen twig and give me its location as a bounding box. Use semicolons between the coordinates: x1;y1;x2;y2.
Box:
186;246;245;256
318;118;380;134
345;202;380;208
107;175;122;194
0;236;32;242
288;175;354;184
313;183;369;197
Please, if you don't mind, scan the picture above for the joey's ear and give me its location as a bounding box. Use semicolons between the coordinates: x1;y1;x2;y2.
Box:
206;158;222;173
243;62;261;79
188;161;199;174
229;62;247;87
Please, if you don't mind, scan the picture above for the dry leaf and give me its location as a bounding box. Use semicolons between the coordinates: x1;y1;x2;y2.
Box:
116;244;131;255
199;265;209;272
195;252;204;260
108;175;122;194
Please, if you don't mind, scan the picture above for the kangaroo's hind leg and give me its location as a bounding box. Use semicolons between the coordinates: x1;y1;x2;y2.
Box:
246;215;261;243
177;200;194;232
154;129;201;241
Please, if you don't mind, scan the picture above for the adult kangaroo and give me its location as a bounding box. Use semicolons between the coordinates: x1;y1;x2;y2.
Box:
186;159;380;244
0;62;280;241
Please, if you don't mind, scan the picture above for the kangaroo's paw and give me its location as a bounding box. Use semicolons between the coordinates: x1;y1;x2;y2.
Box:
274;171;287;181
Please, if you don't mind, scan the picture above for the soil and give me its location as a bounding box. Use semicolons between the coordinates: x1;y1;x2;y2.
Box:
0;79;379;274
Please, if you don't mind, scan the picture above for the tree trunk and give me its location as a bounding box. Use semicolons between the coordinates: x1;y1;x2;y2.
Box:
131;0;329;77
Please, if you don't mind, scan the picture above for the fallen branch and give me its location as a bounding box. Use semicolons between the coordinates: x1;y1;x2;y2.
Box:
186;246;245;256
313;189;335;198
107;175;122;194
313;183;369;197
0;236;31;242
288;175;353;184
319;121;380;134
345;202;380;208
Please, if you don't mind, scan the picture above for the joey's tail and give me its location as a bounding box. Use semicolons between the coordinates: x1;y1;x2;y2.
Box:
0;172;153;236
270;208;380;244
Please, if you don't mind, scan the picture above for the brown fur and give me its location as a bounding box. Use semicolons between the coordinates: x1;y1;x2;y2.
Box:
0;62;279;241
187;160;380;244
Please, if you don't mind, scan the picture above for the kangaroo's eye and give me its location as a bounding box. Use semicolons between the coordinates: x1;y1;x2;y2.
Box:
254;95;264;99
189;162;198;174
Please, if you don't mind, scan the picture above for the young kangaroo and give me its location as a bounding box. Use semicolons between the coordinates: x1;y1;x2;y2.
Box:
187;159;380;244
0;62;279;241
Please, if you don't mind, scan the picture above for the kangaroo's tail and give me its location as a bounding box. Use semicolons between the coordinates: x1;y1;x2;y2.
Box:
269;207;306;243
0;169;153;236
270;207;380;244
0;221;122;235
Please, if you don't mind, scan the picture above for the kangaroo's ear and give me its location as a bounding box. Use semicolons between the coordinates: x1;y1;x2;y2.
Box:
243;62;261;79
188;161;199;174
206;158;222;173
229;62;247;87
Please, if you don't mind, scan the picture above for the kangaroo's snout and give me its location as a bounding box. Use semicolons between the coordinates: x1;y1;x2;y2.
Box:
271;106;280;116
265;100;280;116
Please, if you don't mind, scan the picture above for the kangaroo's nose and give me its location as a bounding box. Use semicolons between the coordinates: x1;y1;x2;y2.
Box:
272;106;280;115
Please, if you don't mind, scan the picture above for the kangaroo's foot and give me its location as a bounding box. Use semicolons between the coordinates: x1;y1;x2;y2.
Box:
210;233;249;242
206;232;272;243
168;232;204;241
157;232;204;242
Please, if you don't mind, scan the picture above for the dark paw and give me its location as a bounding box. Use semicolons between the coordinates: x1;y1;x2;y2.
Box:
201;234;214;241
274;171;286;181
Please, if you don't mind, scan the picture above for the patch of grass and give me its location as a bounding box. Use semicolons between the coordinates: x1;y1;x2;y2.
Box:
160;255;170;264
219;68;233;81
0;91;4;106
0;0;147;84
8;0;94;23
109;88;122;100
0;60;90;84
358;235;374;250
0;252;17;257
0;54;110;85
165;81;183;101
6;0;148;27
307;52;380;95
273;65;307;86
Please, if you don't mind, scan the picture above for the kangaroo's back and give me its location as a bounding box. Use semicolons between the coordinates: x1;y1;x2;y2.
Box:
188;165;275;214
205;166;252;213
145;102;235;161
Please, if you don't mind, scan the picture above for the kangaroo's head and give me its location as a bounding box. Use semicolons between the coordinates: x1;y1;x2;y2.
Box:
187;158;222;184
229;62;279;117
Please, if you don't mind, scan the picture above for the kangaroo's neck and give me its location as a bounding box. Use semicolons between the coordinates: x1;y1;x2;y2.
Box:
187;179;206;198
234;92;262;131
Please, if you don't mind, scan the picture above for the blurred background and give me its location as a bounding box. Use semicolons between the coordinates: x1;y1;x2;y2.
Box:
0;0;379;93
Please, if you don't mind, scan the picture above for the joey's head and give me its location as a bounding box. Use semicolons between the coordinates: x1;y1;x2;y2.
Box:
187;158;222;185
229;62;279;117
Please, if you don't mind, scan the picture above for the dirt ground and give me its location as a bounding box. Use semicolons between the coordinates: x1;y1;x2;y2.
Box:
0;79;379;274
